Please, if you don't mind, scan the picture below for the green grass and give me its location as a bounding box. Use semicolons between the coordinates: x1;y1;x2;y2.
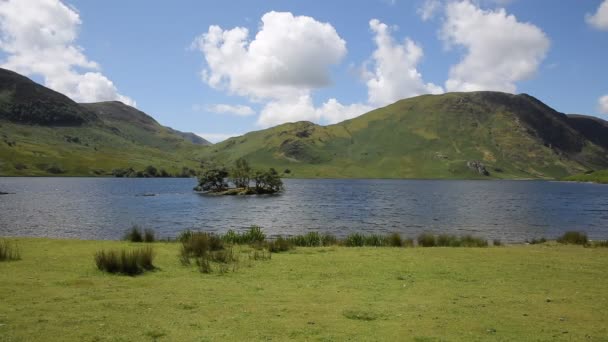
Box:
1;238;608;341
564;169;608;184
0;120;203;177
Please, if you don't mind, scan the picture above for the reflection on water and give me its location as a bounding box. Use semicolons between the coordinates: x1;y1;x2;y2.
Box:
0;177;607;242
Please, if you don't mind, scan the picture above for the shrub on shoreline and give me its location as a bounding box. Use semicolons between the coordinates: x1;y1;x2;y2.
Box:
557;231;588;245
0;239;21;261
123;226;156;243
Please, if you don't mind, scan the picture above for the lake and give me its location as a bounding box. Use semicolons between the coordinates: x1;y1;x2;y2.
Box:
1;177;607;242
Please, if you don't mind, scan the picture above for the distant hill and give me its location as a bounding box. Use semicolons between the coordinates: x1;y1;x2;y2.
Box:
0;68;209;176
201;92;608;179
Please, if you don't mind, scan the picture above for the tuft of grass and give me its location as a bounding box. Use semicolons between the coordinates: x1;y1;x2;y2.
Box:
143;229;156;243
123;225;143;243
436;234;455;247
177;229;193;243
342;309;379;321
460;235;488;247
267;237;294;253
589;240;608;248
180;232;224;261
417;233;488;247
557;231;588;245
344;233;365;247
222;226;266;245
179;231;242;273
0;239;21;261
288;232;321;247
364;234;387;247
388;233;403;247
527;237;547;245
321;233;338;246
94;246;155;276
417;233;436;247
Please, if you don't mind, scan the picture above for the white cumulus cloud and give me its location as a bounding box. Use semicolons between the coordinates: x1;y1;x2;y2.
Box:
205;104;255;116
587;0;608;30
258;96;373;127
193;11;374;128
441;1;549;93
364;19;443;106
192;11;346;101
599;95;608;115
0;0;134;106
418;0;442;21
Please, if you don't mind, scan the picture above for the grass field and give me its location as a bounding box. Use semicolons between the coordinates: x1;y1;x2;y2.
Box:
1;239;608;341
565;169;608;184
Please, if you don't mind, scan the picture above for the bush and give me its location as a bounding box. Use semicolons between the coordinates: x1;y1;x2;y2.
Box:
267;237;293;253
177;229;193;243
180;232;224;261
402;238;415;247
364;234;387;247
288;232;321;247
527;237;547;245
0;239;21;261
557;231;588;245
143;229;156;243
388;233;403;247
460;235;488;247
344;233;365;247
94;247;155;275
436;234;455;247
417;233;487;247
417;233;436;247
492;239;502;246
124;225;143;242
321;233;338;246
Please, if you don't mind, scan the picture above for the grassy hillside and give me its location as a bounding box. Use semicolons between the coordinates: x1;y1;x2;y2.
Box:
0;69;208;176
3;67;608;179
1;238;607;341
564;169;608;184
202;92;608;179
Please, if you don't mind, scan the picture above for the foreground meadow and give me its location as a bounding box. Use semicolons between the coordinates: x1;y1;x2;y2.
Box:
1;239;607;341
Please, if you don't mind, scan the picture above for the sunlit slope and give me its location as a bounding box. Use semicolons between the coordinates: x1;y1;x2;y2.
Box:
203;92;608;179
0;68;207;176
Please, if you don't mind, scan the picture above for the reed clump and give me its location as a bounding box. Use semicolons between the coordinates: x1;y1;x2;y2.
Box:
94;246;155;276
0;239;21;261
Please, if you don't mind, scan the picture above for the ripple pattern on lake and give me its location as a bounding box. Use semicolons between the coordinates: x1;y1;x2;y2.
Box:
1;178;607;242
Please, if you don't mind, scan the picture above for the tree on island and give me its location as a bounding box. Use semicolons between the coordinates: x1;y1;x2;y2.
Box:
194;159;283;195
231;158;251;189
195;167;229;192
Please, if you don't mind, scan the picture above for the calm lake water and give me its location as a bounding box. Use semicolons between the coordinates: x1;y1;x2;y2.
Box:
1;177;607;242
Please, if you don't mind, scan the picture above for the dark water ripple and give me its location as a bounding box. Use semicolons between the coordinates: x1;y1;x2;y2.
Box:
0;177;607;242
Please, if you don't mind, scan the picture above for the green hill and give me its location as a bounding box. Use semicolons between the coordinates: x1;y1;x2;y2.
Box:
2;67;608;180
0;68;209;176
202;92;608;179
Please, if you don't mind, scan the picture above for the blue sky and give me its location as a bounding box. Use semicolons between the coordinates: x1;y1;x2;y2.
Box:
0;0;607;142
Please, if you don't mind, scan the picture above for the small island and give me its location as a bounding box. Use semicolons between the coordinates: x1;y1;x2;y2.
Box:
194;158;284;195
